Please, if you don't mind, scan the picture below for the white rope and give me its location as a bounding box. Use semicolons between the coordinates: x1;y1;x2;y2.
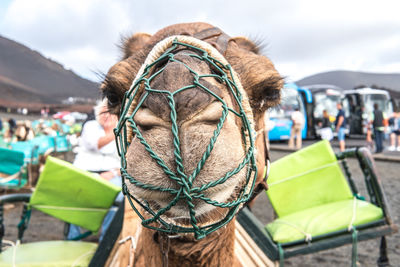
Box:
268;161;340;187
273;220;312;242
70;249;96;267
118;223;141;267
348;197;358;231
0;172;20;184
119;235;136;267
265;159;271;179
2;239;19;267
273;196;358;244
31;205;109;212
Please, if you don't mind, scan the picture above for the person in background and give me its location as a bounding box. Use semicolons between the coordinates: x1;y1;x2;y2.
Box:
7;118;16;136
288;107;305;149
335;102;347;152
68;99;121;240
366;123;374;151
388;111;400;151
370;103;387;153
15;120;35;141
43;122;60;136
319;109;333;141
4;118;17;142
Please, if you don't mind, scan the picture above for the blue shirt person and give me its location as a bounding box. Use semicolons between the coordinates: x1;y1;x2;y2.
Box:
335;102;346;152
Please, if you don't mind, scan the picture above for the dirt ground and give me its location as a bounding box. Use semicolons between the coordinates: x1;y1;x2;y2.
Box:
1;150;399;266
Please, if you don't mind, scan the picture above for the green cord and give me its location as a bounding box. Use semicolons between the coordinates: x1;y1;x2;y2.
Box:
351;227;358;267
115;39;257;240
278;243;284;267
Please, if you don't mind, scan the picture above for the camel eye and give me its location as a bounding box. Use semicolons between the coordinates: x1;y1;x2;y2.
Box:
134;108;169;131
138;125;153;132
105;91;120;108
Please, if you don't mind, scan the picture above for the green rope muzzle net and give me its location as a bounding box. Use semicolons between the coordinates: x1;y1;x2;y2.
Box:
114;36;257;240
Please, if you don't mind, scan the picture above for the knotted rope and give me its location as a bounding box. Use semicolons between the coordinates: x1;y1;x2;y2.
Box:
114;35;257;240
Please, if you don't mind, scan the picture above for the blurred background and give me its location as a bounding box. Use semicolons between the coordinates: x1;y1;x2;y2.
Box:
0;1;399;266
0;0;399;114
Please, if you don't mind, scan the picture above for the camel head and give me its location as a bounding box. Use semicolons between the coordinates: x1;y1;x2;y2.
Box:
102;23;283;239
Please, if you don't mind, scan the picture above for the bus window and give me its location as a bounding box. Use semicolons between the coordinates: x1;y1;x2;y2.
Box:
268;86;307;141
363;94;390;115
388;100;394;115
313;92;341;119
269;88;303;119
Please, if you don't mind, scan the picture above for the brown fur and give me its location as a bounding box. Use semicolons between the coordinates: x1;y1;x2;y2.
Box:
121;32;152;59
225;38;283;114
103;22;283;266
133;218;241;267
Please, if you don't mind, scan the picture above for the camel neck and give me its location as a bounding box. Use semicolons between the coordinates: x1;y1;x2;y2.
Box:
133;219;241;267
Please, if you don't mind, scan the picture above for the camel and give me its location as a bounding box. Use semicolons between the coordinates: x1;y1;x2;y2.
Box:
101;22;283;266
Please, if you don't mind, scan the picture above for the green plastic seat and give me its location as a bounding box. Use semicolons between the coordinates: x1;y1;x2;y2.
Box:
30;156;121;232
54;135;71;153
237;140;396;265
0;148;25;176
0;241;97;267
265;140;383;243
266;198;383;243
267;140;352;217
0;156;123;267
0;147;27;189
30;136;55;155
9;141;39;165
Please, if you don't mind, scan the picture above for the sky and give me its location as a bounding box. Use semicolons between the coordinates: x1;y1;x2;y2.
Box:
1;0;399;83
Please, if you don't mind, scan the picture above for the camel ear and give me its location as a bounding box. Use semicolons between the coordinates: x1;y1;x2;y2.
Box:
226;38;283;115
230;36;260;54
121;32;152;59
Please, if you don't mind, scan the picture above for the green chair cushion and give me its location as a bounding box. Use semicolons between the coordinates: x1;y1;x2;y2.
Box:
0;147;25;175
266;199;383;243
10;142;39;164
0;240;97;267
30;156;121;232
54;135;70;152
30;136;55;155
267;140;353;217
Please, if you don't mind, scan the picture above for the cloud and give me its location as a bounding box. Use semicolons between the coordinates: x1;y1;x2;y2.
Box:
2;0;134;80
1;0;400;81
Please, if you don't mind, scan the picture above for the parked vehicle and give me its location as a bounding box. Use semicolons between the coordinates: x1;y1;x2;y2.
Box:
267;83;308;141
343;88;393;135
301;84;344;137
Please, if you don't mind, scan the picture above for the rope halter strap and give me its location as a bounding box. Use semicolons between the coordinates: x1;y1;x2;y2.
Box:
114;35;258;240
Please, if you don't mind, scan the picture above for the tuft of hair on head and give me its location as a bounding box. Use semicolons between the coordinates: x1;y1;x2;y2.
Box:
247;35;269;55
119;32;152;59
231;36;261;54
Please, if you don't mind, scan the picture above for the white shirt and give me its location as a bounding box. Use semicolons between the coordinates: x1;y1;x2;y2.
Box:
73;120;120;172
291;111;305;127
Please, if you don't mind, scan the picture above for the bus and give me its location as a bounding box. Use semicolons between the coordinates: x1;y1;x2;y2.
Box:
343;88;393;135
267;83;309;141
300;84;344;138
